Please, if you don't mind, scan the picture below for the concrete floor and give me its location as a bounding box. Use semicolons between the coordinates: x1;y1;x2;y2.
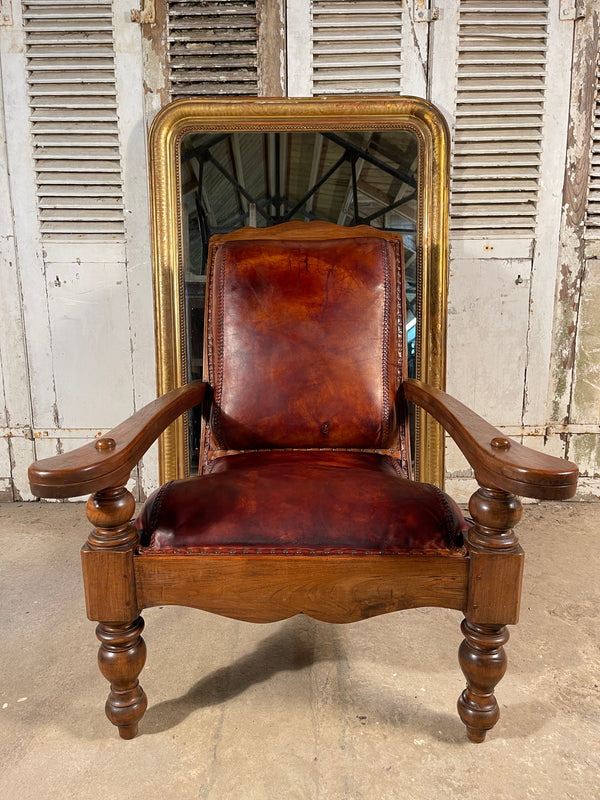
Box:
0;501;599;800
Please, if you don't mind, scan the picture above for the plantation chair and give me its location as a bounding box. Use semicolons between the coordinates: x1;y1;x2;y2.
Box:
29;220;577;742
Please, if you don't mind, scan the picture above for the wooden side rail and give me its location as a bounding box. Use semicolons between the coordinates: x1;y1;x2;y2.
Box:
28;381;208;498
404;378;578;499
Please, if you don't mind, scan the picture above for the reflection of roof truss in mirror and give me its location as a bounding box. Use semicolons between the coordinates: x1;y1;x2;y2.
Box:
180;129;419;273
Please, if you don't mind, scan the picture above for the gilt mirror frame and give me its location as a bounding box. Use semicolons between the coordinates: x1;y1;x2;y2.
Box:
149;96;449;487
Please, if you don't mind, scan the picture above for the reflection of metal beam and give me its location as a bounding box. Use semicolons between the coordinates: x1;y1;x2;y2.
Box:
359;190;417;225
275;132;281;221
351;155;359;224
187;156;216;230
322;131;417;188
230;133;248;215
194;159;211;263
338;133;373;225
201;185;216;228
194;194;210;268
356;179;417;228
386;154;419;228
306;134;324;216
206;153;269;223
283;151;348;221
265;132;284;223
267;132;275;219
182;132;232;162
280;132;289;219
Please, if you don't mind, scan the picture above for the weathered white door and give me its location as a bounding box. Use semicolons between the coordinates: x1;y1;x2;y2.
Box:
432;2;575;495
0;0;155;500
285;1;578;497
550;0;600;486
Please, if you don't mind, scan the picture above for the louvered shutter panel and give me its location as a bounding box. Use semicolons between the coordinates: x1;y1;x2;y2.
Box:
23;0;125;241
311;0;403;94
450;0;550;238
168;0;259;97
585;50;600;236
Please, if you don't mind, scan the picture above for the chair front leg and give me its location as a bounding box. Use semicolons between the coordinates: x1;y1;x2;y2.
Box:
458;486;525;742
458;620;509;742
83;484;147;738
97;618;148;739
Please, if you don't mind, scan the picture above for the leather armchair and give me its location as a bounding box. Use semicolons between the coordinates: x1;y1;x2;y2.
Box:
29;221;577;742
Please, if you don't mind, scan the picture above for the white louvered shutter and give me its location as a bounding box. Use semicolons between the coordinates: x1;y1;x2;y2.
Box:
311;0;403;94
438;0;574;440
450;1;550;239
287;0;427;98
167;0;259;97
22;0;125;241
584;49;600;236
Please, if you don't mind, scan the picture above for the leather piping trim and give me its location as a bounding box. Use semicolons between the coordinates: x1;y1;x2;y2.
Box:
430;483;464;548
207;445;409;459
381;240;392;446
394;238;410;477
201;244;220;473
383;453;407;478
211;243;227;449
137;544;468;557
141;480;173;543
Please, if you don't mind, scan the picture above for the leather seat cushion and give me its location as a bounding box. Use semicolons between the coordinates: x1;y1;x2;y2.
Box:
137;451;468;556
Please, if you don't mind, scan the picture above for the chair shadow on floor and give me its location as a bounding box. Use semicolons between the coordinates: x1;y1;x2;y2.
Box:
140;616;474;743
142;617;326;735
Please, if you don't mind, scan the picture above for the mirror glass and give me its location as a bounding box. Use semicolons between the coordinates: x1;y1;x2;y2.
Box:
180;129;419;472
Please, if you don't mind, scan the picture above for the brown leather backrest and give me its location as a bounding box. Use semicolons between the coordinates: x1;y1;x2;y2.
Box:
201;221;409;472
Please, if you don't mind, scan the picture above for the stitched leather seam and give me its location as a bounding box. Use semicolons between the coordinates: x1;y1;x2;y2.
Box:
204;457;217;475
145;480;173;541
137;545;468;557
383;454;405;477
381;242;391;446
395;238;402;410
394;238;410;477
431;484;462;548
206;446;410;461
201;244;220;473
211;246;227;450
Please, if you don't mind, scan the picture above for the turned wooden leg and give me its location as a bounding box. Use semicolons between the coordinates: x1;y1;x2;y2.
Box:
82;482;147;738
96;617;148;739
458;486;525;742
458;620;509;742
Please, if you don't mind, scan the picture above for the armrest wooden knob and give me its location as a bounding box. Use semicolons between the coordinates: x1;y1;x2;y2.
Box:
95;438;116;451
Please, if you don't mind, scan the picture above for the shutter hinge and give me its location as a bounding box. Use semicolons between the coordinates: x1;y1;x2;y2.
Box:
131;0;155;24
1;0;13;26
414;0;439;22
559;0;586;19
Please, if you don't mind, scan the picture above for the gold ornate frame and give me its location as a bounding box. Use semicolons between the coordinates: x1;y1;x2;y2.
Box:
148;96;449;486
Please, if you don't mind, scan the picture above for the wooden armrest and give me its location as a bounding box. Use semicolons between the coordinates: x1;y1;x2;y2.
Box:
404;378;578;500
28;381;208;499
